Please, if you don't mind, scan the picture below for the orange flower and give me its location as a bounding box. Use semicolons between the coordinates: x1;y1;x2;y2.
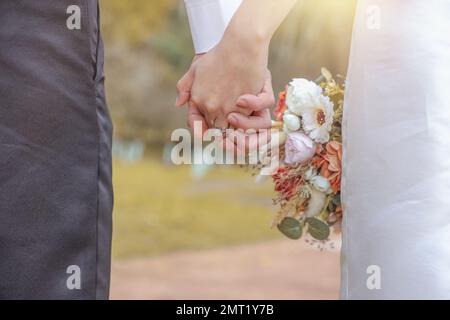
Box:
274;90;287;121
312;141;342;193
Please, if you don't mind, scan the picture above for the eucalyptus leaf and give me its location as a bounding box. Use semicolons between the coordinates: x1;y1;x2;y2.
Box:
278;217;303;240
306;218;330;240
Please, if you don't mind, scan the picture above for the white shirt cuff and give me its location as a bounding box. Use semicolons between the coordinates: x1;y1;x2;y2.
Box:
184;0;242;54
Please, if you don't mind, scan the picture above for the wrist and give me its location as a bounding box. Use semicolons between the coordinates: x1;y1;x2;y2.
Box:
221;22;270;56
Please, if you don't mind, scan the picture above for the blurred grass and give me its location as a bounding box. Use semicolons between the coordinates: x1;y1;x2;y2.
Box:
112;160;280;259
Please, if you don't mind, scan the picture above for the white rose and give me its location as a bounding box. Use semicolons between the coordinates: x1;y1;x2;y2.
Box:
283;113;301;132
286;79;323;116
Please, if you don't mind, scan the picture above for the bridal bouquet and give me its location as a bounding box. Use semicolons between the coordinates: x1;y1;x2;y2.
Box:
258;68;344;245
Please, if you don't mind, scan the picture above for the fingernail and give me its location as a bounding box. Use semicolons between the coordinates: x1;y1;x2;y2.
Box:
237;98;248;107
228;114;238;124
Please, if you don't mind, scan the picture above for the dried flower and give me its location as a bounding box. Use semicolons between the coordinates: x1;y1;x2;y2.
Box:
272;167;303;201
274;90;287;121
312;141;342;193
304;167;318;181
247;70;345;243
304;187;327;218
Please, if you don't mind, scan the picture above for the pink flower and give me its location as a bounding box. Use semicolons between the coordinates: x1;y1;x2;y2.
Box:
284;132;315;165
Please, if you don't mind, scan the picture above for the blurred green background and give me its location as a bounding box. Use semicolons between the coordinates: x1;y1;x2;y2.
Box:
99;0;356;259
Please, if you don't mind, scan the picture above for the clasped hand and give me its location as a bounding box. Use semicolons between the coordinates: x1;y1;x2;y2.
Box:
175;39;274;153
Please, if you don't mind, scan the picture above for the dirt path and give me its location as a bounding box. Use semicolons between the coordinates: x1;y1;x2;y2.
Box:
110;238;341;300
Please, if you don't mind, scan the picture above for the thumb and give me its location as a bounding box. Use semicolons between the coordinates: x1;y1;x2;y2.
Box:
176;68;195;107
228;109;272;131
236;72;275;112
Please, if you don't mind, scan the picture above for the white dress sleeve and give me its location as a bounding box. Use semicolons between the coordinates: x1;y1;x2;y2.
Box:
184;0;242;54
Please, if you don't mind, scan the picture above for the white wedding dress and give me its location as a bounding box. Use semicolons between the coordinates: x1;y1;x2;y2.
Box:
341;0;450;299
184;0;450;299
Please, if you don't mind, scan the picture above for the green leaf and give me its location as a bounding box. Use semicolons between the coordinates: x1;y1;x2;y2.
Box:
278;217;303;240
306;218;330;241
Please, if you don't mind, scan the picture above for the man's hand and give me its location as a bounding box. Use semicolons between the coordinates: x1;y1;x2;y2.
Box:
184;70;275;155
176;30;269;129
175;54;203;111
228;71;275;130
224;72;275;154
182;69;274;146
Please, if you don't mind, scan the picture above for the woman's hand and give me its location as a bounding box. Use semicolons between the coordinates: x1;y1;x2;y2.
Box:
176;28;269;129
224;72;275;154
183;69;275;156
177;0;298;130
228;71;275;130
184;70;274;140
